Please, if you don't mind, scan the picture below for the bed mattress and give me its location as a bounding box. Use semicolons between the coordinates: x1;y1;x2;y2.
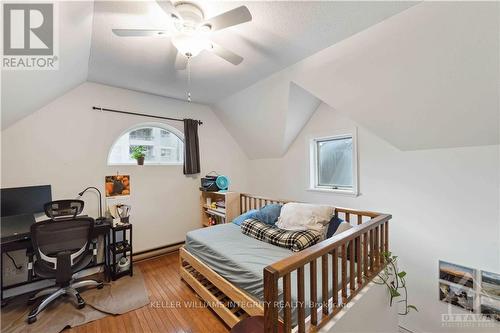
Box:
186;223;291;300
185;223;349;323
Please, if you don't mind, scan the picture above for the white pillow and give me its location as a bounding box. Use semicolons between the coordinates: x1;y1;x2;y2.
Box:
276;202;334;234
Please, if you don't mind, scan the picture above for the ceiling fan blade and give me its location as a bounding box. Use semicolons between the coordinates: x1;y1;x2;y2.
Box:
156;0;180;19
112;29;170;37
203;6;252;32
209;42;243;65
175;51;188;70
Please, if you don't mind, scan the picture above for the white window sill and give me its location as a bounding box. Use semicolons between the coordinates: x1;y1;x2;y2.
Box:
107;163;183;166
307;187;359;197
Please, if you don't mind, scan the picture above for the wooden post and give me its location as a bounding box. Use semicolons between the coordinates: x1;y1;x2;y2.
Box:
263;267;279;333
310;260;318;326
283;273;292;333
363;232;368;278
332;248;338;308
322;254;329;315
349;239;355;293
385;222;389;253
341;243;347;303
297;266;306;333
356;237;362;287
369;229;374;273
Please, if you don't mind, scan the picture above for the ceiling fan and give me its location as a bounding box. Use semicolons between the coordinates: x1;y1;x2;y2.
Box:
112;0;252;69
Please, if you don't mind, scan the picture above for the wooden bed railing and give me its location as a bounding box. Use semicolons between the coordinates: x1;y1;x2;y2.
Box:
239;194;392;333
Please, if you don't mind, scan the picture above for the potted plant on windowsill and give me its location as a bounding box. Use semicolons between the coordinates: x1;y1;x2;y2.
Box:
131;146;146;165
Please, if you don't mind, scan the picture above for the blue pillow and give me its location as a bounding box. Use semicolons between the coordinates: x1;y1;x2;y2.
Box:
326;215;344;238
255;204;282;225
232;209;258;226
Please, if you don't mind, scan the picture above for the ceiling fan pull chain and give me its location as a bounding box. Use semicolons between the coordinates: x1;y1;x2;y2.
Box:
187;55;192;102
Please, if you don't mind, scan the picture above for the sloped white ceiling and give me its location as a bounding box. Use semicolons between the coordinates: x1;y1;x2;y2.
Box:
87;1;416;103
283;83;321;153
1;1;416;129
215;1;499;158
1;1;94;129
213;70;290;159
213;75;320;159
4;1;496;159
294;1;499;151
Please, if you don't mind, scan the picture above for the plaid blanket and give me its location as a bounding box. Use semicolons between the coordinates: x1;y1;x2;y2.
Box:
241;219;321;252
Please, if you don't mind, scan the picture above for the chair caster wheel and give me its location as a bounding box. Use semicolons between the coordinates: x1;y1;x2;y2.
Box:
75;293;86;309
28;316;37;324
97;283;104;289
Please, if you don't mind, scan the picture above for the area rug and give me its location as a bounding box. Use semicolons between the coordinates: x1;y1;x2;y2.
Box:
1;268;150;333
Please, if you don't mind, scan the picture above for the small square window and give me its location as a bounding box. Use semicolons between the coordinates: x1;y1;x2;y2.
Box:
309;130;358;195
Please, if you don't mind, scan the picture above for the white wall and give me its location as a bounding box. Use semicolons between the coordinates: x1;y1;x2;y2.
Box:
1;82;249;252
247;104;500;333
321;282;398;333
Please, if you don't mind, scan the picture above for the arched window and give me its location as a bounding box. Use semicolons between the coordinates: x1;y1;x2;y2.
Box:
108;123;184;165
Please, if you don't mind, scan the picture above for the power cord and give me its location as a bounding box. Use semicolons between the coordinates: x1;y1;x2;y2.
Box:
5;252;23;270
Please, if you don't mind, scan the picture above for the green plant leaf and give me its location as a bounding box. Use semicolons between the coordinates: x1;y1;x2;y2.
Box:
407;305;418;312
390;288;401;298
378;251;414;316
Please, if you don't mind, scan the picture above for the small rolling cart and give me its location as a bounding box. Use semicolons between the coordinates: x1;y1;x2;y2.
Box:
106;223;133;280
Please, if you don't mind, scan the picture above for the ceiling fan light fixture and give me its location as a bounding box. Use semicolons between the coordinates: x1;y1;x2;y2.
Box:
199;24;211;32
113;1;251;67
171;33;210;57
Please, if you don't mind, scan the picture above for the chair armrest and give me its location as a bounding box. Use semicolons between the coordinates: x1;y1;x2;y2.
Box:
27;250;35;281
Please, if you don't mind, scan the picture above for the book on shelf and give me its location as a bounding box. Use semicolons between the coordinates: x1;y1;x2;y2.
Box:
206;208;225;217
206;214;225;226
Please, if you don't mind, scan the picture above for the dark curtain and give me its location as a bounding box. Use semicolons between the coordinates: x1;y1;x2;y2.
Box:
183;119;200;175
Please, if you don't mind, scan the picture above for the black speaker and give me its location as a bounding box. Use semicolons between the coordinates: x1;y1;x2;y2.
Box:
200;176;219;192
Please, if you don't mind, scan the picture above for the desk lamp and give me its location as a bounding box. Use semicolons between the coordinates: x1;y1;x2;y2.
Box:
77;187;105;224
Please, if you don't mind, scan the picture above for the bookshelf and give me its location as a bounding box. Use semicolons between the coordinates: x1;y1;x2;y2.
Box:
200;191;240;227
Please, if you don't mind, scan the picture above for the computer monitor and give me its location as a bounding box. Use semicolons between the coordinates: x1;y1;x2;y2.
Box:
1;185;52;217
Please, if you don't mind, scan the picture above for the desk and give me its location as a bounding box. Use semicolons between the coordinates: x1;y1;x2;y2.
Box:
0;218;111;303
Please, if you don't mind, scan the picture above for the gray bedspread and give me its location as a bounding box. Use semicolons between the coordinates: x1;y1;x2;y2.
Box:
185;223;348;323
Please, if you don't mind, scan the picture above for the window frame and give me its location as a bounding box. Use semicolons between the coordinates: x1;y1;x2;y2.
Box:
308;128;359;196
107;122;185;166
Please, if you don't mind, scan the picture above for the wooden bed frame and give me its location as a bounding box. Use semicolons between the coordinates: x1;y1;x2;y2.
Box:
180;193;392;333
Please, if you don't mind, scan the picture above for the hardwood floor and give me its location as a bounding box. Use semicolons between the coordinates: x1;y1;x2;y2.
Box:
68;252;230;333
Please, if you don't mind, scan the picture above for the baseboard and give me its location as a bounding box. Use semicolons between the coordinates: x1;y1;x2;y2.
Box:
133;241;185;262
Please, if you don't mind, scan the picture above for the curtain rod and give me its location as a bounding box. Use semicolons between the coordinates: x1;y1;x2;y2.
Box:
92;106;203;125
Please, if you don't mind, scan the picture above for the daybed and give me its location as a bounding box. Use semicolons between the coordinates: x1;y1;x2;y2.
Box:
180;193;392;333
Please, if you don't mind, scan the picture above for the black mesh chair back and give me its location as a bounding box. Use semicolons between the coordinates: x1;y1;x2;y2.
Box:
27;216;103;324
44;200;84;220
31;217;94;276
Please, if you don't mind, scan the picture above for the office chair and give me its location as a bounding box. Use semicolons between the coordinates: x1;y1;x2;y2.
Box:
27;216;103;324
44;199;84;220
